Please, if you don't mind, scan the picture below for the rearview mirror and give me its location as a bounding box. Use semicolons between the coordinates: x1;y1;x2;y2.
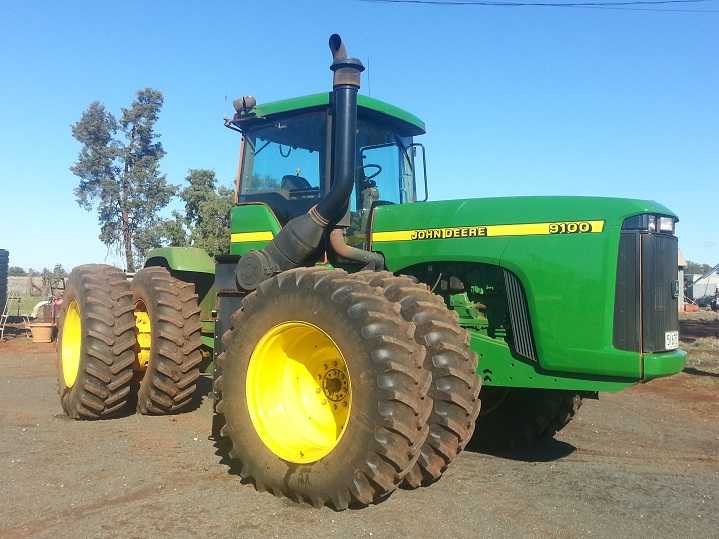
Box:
408;143;428;202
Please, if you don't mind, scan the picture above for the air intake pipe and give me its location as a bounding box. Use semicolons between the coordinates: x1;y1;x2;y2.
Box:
236;34;381;291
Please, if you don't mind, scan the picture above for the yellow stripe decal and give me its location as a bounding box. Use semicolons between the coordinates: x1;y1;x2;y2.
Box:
372;220;605;243
231;231;274;243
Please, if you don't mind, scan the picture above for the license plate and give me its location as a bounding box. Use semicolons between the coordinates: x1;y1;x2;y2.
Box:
664;331;679;350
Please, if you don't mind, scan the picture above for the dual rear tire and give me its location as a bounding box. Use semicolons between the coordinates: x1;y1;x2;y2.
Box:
57;265;202;419
57;265;136;419
131;267;202;414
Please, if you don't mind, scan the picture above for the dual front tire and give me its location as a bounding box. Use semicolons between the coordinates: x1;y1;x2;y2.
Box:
214;268;481;509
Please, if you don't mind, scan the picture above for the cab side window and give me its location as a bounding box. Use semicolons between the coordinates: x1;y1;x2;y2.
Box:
360;144;401;204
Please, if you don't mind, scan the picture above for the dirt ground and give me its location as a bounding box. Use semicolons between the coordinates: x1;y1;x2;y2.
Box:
1;316;717;538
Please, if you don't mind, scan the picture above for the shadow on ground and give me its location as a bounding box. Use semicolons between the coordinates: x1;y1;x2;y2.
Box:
187;374;213;412
683;367;719;378
465;436;577;462
0;325;32;340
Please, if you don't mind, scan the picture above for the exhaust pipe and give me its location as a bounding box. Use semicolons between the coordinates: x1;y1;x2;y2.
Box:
317;34;364;224
236;34;378;291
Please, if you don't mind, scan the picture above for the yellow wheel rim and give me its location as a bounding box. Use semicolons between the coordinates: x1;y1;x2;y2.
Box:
246;321;352;464
134;301;152;369
61;299;82;387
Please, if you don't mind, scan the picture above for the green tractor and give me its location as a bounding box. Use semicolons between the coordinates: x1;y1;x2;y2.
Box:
57;34;685;509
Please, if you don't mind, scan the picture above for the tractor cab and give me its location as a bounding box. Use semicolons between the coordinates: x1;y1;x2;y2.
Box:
228;93;426;246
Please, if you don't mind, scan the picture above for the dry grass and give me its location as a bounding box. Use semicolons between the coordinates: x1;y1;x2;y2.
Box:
679;310;719;374
680;310;719;322
3;294;47;317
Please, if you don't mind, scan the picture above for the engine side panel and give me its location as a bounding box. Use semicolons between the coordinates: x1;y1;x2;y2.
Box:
371;195;685;385
229;203;282;256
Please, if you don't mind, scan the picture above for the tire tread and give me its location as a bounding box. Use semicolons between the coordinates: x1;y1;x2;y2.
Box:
133;266;202;415
214;267;432;509
355;271;482;488
58;264;135;419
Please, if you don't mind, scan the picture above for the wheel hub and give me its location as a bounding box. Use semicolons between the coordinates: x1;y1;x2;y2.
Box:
245;321;352;464
321;367;349;403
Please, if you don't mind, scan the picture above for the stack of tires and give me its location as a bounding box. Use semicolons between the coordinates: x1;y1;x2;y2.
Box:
0;249;8;313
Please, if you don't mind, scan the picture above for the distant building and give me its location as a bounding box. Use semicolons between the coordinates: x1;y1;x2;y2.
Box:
686;273;719;301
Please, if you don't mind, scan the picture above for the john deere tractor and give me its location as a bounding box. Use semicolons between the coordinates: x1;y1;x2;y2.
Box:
57;34;686;509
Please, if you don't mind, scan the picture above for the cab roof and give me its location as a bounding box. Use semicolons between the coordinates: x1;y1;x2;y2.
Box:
235;92;426;137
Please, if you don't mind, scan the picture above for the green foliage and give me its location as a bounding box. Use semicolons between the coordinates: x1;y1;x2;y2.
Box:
71;89;176;271
135;211;189;254
181;169;233;257
40;268;51;287
143;169;233;258
52;264;67;279
181;169;218;224
8;266;26;276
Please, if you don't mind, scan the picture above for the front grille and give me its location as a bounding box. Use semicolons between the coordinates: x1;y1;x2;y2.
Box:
613;221;679;353
614;233;641;351
641;234;679;352
503;269;537;362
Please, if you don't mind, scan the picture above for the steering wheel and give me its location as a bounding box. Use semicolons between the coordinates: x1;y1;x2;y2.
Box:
360;164;382;180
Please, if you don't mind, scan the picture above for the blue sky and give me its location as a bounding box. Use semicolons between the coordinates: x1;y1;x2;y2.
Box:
1;0;716;270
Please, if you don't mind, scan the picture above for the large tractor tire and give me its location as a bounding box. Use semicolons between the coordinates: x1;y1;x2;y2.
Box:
214;267;432;510
131;266;202;414
57;264;136;419
356;271;481;488
471;387;583;451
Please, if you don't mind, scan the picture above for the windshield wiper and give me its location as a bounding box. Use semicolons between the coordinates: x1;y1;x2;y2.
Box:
254;140;272;156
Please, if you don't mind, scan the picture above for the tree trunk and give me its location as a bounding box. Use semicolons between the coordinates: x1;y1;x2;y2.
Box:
122;205;134;272
121;126;136;272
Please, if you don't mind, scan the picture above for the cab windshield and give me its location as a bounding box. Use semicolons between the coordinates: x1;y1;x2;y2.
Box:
239;110;327;223
238;108;415;227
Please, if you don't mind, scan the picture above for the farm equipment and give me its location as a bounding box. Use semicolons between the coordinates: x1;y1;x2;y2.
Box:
686;263;719;310
57;34;686;509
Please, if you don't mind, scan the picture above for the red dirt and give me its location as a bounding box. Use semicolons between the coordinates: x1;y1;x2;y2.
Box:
0;336;717;538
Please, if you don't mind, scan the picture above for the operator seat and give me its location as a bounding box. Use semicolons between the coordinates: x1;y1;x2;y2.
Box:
280;175;312;192
239;174;319;225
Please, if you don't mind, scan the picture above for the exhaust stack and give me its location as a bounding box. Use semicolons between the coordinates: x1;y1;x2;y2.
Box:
236;34;379;291
317;34;365;224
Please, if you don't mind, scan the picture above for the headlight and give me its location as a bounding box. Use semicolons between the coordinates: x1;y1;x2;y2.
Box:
622;214;676;234
647;215;657;232
658;216;675;233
